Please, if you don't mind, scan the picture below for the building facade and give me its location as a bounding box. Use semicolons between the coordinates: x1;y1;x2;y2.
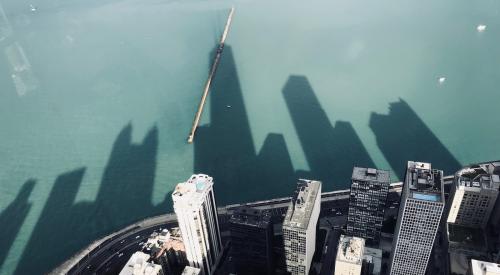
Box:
172;174;222;275
347;167;390;245
447;162;500;228
283;179;321;275
334;235;365;275
229;206;274;275
389;161;445;275
446;161;500;275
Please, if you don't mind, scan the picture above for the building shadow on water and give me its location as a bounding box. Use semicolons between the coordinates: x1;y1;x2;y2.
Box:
194;46;296;204
369;99;461;179
3;46;464;274
14;124;168;275
282;75;376;190
0;180;35;269
194;47;374;202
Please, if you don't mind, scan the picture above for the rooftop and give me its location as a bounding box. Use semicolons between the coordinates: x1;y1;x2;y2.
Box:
283;179;321;229
406;161;444;202
336;235;365;265
118;251;162;275
142;228;185;259
470;259;500;275
229;206;271;228
181;266;201;275
456;161;500;191
172;174;213;206
352;167;390;183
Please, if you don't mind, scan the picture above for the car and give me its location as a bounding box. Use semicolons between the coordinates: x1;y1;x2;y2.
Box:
135;235;140;239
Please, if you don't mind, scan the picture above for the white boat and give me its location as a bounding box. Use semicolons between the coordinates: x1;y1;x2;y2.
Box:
477;24;486;32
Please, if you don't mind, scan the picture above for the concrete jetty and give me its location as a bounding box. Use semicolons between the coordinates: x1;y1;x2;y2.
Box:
188;7;235;143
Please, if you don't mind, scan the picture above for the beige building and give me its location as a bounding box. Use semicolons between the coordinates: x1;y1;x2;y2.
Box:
447;163;500;228
283;179;321;275
334;235;365;275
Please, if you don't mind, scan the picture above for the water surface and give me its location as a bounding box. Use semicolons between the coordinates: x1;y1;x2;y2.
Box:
1;0;499;273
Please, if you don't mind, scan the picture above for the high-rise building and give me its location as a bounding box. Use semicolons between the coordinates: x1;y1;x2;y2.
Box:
283;179;321;275
447;163;500;228
172;174;222;275
229;206;274;275
347;167;390;245
389;161;445;275
445;162;500;275
334;235;365;275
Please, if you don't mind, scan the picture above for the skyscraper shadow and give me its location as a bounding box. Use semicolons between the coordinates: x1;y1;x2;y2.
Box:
0;180;35;269
15;124;164;274
194;46;296;204
94;123;159;230
282;75;376;190
14;168;87;274
369;99;461;179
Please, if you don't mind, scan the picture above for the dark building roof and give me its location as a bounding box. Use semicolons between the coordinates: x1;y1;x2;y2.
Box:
229;207;271;228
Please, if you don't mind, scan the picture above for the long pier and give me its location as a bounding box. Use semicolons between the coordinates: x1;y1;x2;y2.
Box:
187;7;235;143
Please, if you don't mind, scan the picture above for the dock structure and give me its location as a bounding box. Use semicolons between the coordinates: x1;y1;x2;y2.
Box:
187;7;235;143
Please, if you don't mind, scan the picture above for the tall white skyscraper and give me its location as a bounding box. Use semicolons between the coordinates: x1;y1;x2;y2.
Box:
172;174;222;275
283;179;321;275
389;161;445;275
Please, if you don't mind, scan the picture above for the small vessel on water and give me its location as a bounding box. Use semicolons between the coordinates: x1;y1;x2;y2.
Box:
477;24;486;32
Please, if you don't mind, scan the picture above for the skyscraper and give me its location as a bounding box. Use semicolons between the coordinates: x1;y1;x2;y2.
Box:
389;161;445;275
445;161;500;275
172;174;222;275
347;167;390;245
283;179;321;275
447;162;500;228
229;206;274;275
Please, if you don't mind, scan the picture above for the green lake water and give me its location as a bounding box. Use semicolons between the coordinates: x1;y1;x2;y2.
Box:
0;0;499;273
